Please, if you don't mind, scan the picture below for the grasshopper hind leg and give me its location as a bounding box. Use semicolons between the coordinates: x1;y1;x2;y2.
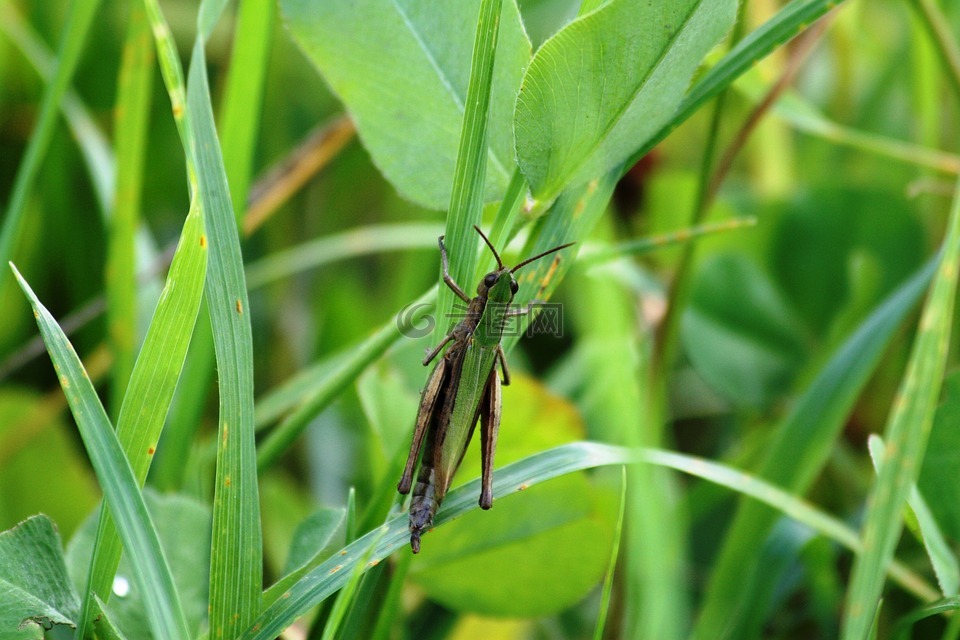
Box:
479;367;502;509
398;358;447;495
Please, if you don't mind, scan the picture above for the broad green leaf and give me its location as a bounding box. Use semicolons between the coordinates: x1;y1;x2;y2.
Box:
692;256;938;639
0;516;78;638
621;0;850;171
514;0;736;201
11;267;189;640
280;0;531;209
842;179;960;639
409;377;616;616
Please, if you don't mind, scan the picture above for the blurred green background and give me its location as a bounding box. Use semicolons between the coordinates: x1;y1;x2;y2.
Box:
2;0;960;638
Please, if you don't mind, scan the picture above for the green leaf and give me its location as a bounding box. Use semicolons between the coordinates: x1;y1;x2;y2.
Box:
11;267;189;640
621;0;849;172
514;0;737;200
0;516;78;637
842;179;960;639
280;0;531;209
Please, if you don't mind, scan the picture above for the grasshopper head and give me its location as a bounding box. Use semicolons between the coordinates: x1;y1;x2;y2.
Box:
478;268;519;302
472;226;576;303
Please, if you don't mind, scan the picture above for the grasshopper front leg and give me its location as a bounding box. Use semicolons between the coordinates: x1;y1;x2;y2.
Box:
398;358;447;495
478;367;502;509
438;236;471;303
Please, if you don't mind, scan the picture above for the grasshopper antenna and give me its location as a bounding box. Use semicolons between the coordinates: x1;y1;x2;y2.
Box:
473;226;505;270
511;241;576;273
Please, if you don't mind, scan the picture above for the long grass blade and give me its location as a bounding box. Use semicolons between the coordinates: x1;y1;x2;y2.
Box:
693;255;938;638
436;0;504;338
12;266;189;640
593;467;626;640
239;441;937;640
187;38;264;637
76;199;207;638
0;0;102;295
842;178;960;639
219;0;275;222
107;0;155;411
868;435;960;597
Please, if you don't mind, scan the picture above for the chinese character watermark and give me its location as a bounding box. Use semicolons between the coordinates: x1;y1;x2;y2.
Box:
396;302;564;340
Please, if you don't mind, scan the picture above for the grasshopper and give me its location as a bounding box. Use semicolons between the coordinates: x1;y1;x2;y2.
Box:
397;226;575;553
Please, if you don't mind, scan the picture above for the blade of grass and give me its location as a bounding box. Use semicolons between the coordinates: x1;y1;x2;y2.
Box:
318;527;386;640
240;441;936;640
893;597;960;640
693;255;938;638
219;0;275;223
107;0;155;413
842;178;960;639
868;435;960;597
435;0;504;339
187;36;264;637
76;199;207;639
0;0;103;296
0;1;114;214
12;265;189;640
593;467;626;640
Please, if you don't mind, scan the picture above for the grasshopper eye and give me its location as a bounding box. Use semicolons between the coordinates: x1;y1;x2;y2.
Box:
510;280;519;294
483;273;498;288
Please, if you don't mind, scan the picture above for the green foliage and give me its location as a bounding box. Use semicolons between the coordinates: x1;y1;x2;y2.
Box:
281;0;531;209
4;0;960;638
515;0;737;201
